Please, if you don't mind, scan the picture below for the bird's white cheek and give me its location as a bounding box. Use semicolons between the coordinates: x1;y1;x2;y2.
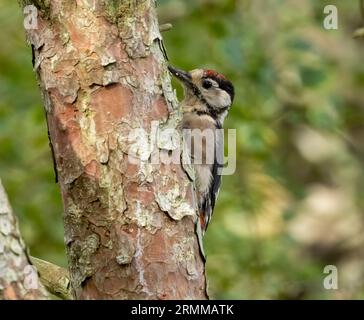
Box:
219;91;232;108
205;90;231;109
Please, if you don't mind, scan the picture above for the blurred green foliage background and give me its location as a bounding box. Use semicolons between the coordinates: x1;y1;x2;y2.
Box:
1;0;364;299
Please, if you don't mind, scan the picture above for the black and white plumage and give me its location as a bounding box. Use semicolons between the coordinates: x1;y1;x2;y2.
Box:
168;66;234;234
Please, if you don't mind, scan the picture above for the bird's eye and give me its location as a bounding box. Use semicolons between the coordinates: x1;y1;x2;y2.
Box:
202;79;212;89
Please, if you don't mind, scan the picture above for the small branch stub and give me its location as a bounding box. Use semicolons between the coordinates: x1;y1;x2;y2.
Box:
30;256;72;300
159;23;173;32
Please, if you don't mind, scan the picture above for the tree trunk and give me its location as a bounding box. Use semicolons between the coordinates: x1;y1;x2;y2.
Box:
0;178;48;300
21;0;207;299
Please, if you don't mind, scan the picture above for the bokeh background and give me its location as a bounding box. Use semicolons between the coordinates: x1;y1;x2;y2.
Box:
1;0;364;299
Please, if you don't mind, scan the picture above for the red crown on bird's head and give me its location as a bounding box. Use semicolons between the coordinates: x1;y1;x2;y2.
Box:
203;69;228;81
203;69;234;102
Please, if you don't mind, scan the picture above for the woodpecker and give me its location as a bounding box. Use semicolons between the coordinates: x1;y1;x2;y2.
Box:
168;65;234;234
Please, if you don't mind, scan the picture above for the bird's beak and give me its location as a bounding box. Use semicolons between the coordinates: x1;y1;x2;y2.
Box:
168;65;192;85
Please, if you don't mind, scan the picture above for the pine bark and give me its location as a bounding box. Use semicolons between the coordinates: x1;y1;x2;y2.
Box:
21;0;207;299
0;178;48;300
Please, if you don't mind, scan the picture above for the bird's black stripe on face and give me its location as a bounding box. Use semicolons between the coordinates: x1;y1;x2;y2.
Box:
202;76;235;103
220;80;234;103
194;84;230;118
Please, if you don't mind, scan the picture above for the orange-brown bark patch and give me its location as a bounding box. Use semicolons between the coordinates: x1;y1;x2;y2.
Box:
126;182;155;206
91;84;133;133
150;96;169;121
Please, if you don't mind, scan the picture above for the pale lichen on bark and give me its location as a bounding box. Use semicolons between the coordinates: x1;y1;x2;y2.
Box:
0;179;48;300
21;0;207;299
